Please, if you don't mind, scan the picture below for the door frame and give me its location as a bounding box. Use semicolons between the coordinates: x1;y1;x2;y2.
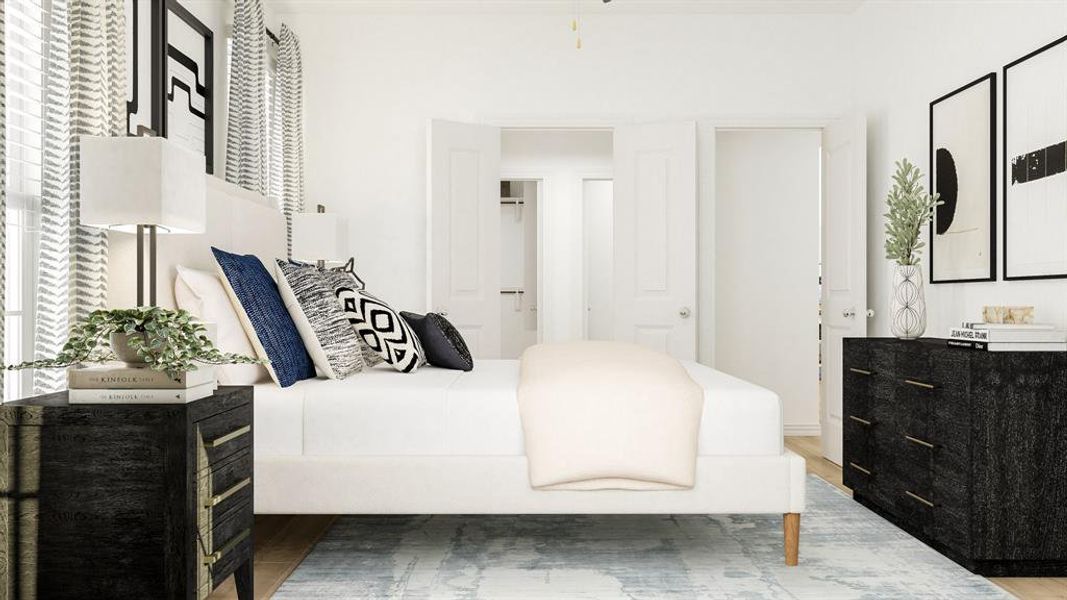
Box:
578;173;615;339
706;116;857;441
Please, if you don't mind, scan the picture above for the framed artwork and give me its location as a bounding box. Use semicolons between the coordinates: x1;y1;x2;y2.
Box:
163;0;214;173
928;73;996;284
124;0;162;136
1004;34;1067;280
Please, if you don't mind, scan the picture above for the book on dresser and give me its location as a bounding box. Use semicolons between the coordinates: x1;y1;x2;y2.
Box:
947;324;1066;351
842;337;1067;576
68;363;217;389
68;382;218;404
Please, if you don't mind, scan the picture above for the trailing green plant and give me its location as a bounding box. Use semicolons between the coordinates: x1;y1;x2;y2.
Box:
6;306;265;378
884;158;942;266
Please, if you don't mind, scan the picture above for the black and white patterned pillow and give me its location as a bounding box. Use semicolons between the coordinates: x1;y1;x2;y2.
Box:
321;271;425;373
276;261;364;379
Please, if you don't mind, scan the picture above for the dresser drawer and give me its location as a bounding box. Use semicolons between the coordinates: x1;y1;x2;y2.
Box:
197;500;253;594
198;449;252;533
196;404;252;470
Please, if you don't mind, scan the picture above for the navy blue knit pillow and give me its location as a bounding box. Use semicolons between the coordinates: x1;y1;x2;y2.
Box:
212;247;315;387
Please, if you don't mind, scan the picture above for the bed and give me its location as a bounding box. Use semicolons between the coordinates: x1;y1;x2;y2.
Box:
105;176;807;565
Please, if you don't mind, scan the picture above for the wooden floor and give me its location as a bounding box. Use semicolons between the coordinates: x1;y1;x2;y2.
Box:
210;437;1067;599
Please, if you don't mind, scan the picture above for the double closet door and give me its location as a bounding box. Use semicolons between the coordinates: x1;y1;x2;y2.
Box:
427;120;698;361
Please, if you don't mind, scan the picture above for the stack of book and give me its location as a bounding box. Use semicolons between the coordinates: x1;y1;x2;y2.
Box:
947;322;1067;352
67;364;217;404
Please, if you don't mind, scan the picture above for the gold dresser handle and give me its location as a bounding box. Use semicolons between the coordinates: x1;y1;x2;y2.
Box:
905;435;935;449
905;490;935;508
204;425;250;448
849;368;873;376
848;462;872;476
903;379;936;390
203;528;251;566
848;415;873;426
205;477;251;508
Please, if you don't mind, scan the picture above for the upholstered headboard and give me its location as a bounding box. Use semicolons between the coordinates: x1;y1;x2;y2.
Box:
106;176;288;309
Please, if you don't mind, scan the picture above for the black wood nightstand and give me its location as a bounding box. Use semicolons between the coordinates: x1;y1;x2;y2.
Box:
0;385;254;599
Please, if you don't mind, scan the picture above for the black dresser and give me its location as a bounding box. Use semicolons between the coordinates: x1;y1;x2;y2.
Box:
0;386;254;599
843;338;1067;576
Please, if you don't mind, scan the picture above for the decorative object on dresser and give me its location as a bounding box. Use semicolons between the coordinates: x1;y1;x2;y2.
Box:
982;304;1035;324
0;386;254;599
843;337;1067;575
947;321;1066;352
1003;34;1067;280
80;135;207;306
929;72;996;283
5;307;260;404
883;158;941;340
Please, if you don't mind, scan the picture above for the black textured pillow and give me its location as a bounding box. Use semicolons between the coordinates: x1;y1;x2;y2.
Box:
400;312;473;371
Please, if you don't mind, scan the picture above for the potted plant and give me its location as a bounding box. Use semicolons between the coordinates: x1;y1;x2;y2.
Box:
6;306;263;377
884;158;941;340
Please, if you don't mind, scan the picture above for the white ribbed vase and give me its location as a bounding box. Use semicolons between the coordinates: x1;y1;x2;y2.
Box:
889;264;926;340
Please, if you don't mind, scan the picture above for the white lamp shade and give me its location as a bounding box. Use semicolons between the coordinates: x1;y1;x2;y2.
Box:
292;212;349;262
80;136;206;234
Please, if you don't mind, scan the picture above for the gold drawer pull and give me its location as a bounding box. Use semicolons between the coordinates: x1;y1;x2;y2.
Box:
903;379;936;390
206;477;251;508
848;415;872;426
848;462;872;476
849;368;873;376
203;528;251;566
905;435;935;449
204;425;250;448
905;490;935;508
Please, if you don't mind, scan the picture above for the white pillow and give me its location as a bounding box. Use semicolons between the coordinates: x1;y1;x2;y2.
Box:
174;265;270;385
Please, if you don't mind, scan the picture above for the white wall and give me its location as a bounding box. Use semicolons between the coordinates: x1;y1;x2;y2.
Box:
273;7;854;328
715;129;822;434
500;129;613;342
274;0;1067;358
853;1;1067;337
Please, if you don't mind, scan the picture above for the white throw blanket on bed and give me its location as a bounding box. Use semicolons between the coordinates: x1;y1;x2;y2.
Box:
517;341;704;491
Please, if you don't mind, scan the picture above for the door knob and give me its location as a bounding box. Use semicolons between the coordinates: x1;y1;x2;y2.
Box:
866;309;875;318
679;307;691;319
843;308;856;318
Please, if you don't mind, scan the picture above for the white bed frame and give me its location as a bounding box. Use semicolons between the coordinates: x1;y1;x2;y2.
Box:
106;176;808;565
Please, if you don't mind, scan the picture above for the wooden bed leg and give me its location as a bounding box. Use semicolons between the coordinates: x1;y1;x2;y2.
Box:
784;513;800;566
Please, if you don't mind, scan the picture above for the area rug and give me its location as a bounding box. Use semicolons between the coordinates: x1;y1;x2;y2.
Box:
274;475;1010;599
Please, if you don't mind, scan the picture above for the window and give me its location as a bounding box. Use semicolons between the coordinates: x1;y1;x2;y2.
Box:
224;32;283;209
4;0;47;401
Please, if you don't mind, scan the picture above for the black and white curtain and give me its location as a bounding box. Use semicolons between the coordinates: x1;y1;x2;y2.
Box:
34;0;126;393
225;0;267;195
277;24;304;256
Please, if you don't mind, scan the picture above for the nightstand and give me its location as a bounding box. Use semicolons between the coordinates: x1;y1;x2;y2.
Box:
0;386;254;599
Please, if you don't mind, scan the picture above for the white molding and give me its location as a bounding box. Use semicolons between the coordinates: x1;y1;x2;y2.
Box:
784;423;822;437
265;0;863;16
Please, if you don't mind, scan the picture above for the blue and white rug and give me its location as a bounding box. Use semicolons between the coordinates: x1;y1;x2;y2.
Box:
275;476;1010;599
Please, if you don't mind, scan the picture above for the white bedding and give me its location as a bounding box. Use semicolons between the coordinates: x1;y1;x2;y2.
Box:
254;359;783;459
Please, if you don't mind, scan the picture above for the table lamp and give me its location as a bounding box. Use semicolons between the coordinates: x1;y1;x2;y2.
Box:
80;136;206;306
292;205;349;268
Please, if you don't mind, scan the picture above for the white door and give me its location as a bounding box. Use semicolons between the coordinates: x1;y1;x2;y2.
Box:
428;120;501;358
583;179;614;340
820;115;868;465
613;122;697;360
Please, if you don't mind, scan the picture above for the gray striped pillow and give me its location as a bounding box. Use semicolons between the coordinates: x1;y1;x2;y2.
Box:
276;260;364;379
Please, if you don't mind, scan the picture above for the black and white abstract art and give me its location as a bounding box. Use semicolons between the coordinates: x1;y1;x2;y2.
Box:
125;0;158;136
1004;34;1067;280
164;0;213;172
929;73;996;283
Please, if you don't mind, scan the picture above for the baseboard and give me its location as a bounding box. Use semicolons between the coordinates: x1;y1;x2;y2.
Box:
784;424;822;437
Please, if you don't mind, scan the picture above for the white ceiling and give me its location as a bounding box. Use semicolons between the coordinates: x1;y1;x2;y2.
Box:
265;0;865;15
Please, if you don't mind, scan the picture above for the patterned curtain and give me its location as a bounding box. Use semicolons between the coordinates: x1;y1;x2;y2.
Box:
225;0;267;195
33;0;126;393
278;24;304;257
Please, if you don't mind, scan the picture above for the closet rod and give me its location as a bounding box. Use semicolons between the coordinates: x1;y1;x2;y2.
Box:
500;289;525;295
500;200;525;205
